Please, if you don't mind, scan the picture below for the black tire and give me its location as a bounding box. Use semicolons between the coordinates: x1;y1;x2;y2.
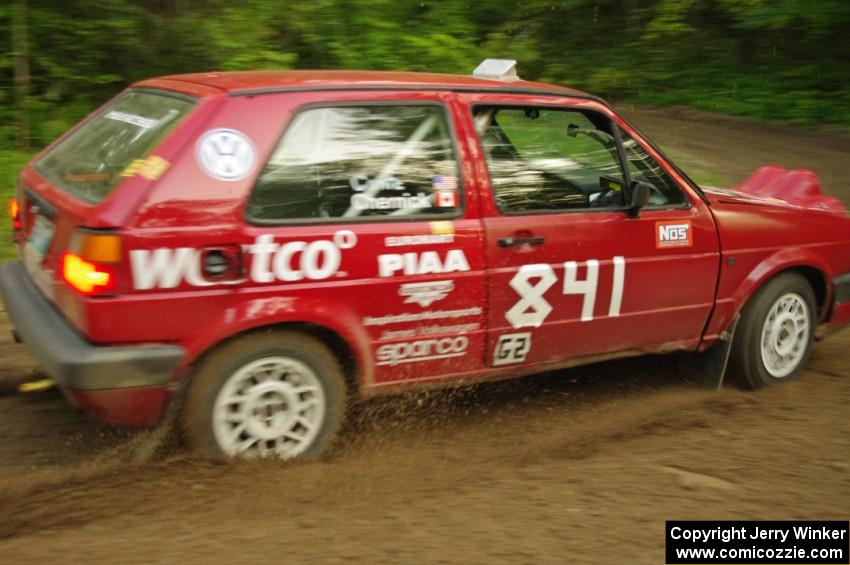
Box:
182;330;348;460
728;272;816;389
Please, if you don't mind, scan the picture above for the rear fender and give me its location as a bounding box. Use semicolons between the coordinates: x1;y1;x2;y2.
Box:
179;294;373;387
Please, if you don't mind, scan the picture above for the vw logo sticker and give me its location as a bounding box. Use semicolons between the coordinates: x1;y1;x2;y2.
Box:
196;128;256;181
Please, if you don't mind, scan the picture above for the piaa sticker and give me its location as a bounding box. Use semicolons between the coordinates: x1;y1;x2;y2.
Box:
196;128;256;181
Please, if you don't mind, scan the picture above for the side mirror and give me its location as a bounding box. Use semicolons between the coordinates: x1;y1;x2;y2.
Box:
627;180;651;218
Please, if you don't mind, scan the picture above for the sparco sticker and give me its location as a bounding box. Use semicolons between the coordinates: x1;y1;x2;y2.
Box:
196;128;256;181
376;336;469;366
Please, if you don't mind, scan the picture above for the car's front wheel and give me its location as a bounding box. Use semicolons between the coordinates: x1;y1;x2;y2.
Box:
182;330;348;460
729;272;816;389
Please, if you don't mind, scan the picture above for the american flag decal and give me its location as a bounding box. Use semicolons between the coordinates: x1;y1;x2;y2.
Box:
432;175;458;191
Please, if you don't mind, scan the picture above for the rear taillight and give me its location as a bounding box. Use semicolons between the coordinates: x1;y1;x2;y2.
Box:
61;232;122;296
9;199;21;230
62;253;115;294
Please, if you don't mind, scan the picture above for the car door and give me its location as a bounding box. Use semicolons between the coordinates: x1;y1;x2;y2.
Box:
456;93;720;369
240;92;487;386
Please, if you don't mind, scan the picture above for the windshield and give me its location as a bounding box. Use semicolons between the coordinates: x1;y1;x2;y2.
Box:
36;90;195;203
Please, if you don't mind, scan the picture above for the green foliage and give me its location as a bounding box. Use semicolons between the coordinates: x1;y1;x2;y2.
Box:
0;0;847;260
0;150;34;261
0;0;849;157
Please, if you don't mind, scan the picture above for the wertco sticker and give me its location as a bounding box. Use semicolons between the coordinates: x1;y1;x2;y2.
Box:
196;128;256;181
656;220;693;249
129;230;357;290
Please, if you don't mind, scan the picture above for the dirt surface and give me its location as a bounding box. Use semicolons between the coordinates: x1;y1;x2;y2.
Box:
621;105;850;203
0;109;848;563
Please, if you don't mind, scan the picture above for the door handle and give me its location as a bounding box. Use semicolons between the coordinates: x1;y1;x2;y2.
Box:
498;236;545;248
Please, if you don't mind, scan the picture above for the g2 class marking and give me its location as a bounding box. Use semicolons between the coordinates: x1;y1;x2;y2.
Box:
130;230;356;290
506;257;626;328
378;249;470;277
376;336;469;366
493;333;532;366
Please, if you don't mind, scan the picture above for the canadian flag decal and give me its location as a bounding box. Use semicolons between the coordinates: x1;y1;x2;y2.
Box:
435;190;458;208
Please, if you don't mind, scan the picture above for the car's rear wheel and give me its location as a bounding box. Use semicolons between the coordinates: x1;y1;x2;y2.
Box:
182;330;348;460
729;272;816;389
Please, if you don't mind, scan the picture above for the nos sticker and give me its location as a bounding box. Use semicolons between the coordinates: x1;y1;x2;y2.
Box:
656;220;693;249
196;128;256;181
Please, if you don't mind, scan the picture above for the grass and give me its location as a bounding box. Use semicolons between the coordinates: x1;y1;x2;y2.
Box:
0;150;36;262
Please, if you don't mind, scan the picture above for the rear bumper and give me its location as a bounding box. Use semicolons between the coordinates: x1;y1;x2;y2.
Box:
0;261;185;424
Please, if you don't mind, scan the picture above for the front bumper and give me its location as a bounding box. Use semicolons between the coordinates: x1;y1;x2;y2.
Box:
0;262;185;422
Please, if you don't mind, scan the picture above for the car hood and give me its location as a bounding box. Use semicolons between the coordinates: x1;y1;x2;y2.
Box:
702;186;791;207
701;186;848;216
704;164;848;215
703;184;850;257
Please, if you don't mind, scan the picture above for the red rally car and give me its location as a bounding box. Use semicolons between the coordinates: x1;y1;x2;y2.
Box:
2;60;850;459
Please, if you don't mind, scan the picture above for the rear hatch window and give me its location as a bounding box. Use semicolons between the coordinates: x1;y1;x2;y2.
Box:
36;90;195;203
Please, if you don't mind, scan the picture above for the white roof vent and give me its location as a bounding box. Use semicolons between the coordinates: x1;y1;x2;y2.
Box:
473;59;519;81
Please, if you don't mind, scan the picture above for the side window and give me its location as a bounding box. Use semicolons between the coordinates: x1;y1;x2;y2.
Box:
248;105;461;222
473;106;626;213
620;130;688;207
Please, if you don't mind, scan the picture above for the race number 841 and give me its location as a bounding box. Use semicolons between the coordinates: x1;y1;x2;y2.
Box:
506;257;626;329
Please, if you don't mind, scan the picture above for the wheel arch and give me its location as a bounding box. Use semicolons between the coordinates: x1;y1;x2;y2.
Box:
180;320;368;397
727;263;822;388
703;249;833;348
735;261;830;322
793;265;828;320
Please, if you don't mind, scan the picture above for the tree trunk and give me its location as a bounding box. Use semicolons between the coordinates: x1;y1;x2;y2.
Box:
12;0;31;151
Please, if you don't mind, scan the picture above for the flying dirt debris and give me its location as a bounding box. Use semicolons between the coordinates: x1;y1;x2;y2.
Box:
0;83;848;563
2;63;850;463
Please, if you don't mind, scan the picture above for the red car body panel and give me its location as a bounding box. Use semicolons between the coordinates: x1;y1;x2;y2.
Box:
699;188;850;342
5;70;850;426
